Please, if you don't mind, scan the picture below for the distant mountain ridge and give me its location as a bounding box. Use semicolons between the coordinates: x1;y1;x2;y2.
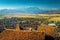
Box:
0;7;60;15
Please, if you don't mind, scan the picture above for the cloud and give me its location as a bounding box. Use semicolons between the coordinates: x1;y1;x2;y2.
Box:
39;7;59;10
0;6;34;10
0;7;16;10
51;8;58;10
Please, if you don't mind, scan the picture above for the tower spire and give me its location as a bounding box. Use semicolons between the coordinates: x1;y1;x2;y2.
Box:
15;24;20;31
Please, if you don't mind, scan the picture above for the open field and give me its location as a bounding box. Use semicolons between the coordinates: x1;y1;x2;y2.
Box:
0;14;60;18
0;14;60;21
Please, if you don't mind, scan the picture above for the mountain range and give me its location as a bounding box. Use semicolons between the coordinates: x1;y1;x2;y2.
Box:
0;7;60;15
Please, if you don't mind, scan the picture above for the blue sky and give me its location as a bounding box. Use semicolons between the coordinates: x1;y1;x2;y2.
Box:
0;0;60;10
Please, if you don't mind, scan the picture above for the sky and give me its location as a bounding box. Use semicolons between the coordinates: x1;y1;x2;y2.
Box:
0;0;60;10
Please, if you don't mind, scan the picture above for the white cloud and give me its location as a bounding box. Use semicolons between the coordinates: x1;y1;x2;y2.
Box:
0;6;59;11
0;7;17;10
0;6;33;10
39;7;59;10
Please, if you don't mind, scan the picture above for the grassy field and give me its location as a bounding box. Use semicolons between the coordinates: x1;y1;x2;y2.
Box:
0;14;60;18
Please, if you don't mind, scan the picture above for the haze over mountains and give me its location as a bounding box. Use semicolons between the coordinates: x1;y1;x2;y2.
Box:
0;7;60;15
